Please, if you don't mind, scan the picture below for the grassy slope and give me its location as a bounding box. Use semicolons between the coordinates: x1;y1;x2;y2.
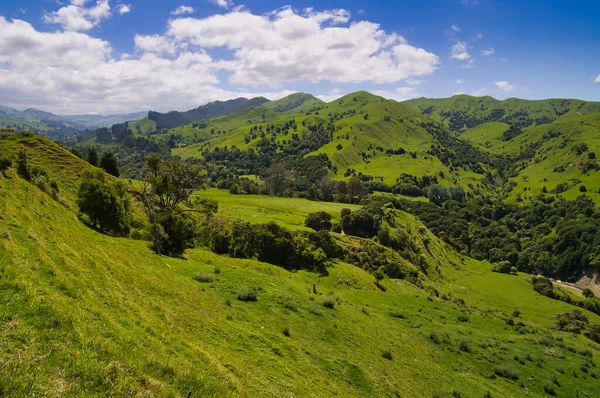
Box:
404;95;600;131
174;92;478;188
262;93;324;114
461;114;600;202
461;122;510;153
2;134;600;396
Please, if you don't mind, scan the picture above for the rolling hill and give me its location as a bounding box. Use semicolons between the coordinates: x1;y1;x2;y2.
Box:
404;95;600;132
2;132;600;397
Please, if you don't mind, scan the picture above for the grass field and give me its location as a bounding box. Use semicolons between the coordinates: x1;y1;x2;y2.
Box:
2;133;600;397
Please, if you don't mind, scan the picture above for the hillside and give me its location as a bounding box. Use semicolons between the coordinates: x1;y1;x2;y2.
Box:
147;97;271;130
404;95;600;132
3;133;600;396
173;91;481;188
263;92;324;113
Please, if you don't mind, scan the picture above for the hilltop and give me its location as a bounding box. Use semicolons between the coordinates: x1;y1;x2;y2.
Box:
2;132;600;397
404;95;600;132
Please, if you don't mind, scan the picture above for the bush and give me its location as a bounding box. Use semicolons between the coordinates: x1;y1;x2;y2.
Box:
381;350;393;360
457;315;469;323
582;288;595;298
282;327;290;337
237;287;258;302
77;169;131;235
309;305;324;316
323;293;337;309
556;310;589;334
0;156;11;171
458;337;472;353
430;330;441;344
305;212;332;231
193;273;213;283
494;365;518;380
543;380;556;395
492;260;512;274
99;152;120;177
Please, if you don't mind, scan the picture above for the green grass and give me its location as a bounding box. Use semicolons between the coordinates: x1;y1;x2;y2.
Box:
197;188;361;230
462;122;510;153
3;133;600;397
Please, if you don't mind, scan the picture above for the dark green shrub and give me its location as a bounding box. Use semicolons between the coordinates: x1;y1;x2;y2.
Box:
0;156;11;171
458;338;472;353
494;365;518;380
381;350;392;360
193;273;213;283
237;287;258;302
430;331;440;344
282;327;290;337
543;380;556;395
305;211;332;231
457;315;469;323
323;293;337;309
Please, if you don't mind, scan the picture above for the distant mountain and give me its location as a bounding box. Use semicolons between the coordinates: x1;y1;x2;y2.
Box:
148;97;270;130
263;93;324;113
404;95;600;132
62;112;148;129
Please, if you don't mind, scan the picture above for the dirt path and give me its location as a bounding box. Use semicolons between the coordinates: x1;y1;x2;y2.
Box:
552;280;583;297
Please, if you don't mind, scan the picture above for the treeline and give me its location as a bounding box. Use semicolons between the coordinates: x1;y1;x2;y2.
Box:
372;194;600;281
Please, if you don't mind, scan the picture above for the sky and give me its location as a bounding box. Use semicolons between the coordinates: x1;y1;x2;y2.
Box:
0;0;599;114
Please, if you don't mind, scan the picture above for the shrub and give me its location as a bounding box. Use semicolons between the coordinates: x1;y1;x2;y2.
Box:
543;380;556;395
381;350;393;360
390;312;406;319
99;152;120;177
214;267;221;274
494;365;518;380
237;287;258;302
0;156;11;171
304;212;332;231
430;331;441;344
309;305;324;316
323;293;337;309
492;261;512;274
457;315;469;323
458;338;472;353
193;273;213;283
556;310;589;334
282;327;290;337
582;288;595;298
77;169;131;235
281;296;298;311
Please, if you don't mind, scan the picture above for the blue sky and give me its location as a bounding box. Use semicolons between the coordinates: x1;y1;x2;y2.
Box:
0;0;598;114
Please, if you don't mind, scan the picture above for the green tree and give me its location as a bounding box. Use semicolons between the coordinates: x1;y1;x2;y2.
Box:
77;169;131;235
140;155;206;256
265;163;289;196
305;212;332;231
100;152;120;177
87;148;99;166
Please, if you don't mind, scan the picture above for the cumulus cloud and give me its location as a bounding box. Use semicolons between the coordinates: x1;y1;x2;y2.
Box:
473;32;483;40
44;0;111;31
456;79;464;84
373;86;420;101
472;88;487;96
168;7;439;86
495;81;515;92
481;47;494;56
117;4;131;15
171;6;195;16
595;74;600;83
461;59;475;69
317;88;343;103
450;41;470;60
213;0;234;8
451;25;461;32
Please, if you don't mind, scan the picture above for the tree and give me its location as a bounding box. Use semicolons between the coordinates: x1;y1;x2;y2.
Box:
77;169;130;235
140;155;206;256
265;163;289;196
87;148;99;166
305;212;332;231
100;152;120;177
347;176;364;200
426;184;450;206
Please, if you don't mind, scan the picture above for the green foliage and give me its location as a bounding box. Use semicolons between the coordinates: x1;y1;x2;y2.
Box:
494;365;519;380
192;273;214;283
492;261;512;274
323;293;338;309
543;380;556;395
381;350;393;360
99;151;120;177
87;147;99;166
77;169;131;235
305;211;332;231
556;310;589;334
0;155;11;171
237;286;258;302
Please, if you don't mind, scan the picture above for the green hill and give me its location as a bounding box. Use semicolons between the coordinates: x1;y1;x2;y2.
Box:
404;95;600;132
3;133;600;396
263;92;324;114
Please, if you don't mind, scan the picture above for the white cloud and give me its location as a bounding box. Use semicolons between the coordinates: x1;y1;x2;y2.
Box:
117;4;131;15
171;6;195;16
213;0;234;8
44;0;111;31
481;47;494;56
0;7;440;114
450;41;470;60
451;25;461;32
495;81;515;92
373;87;420;101
474;32;483;40
461;59;475;69
317;88;343;103
472;88;487;96
456;79;464;84
594;74;600;83
168;7;439;86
